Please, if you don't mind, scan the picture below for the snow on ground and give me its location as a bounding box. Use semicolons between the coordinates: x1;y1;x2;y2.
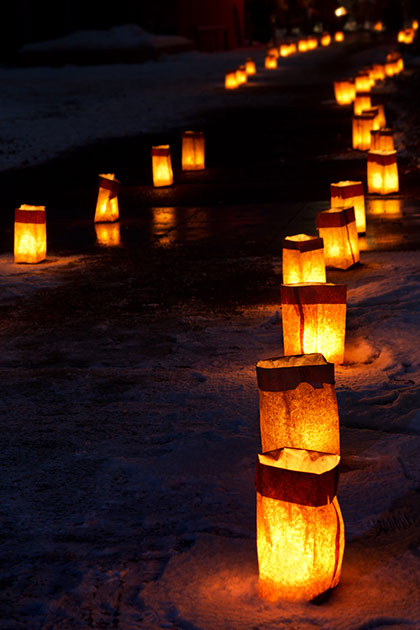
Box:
20;24;190;53
4;38;412;174
1;46;266;173
0;254;87;299
0;244;419;629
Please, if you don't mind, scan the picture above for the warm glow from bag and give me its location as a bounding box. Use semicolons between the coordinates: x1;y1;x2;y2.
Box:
256;354;340;455
95;222;121;247
364;107;381;131
367;151;399;195
281;283;347;364
370;128;394;152
385;54;403;77
298;39;309;52
151;145;173;187
385;61;396;77
182;131;205;171
355;73;371;92
256;447;344;602
352;111;376;150
353;92;371;116
317;207;360;270
14;205;47;264
282;234;326;284
267;46;279;58
321;33;331;46
225;71;238;89
367;67;376;87
398;28;414;44
94;173;120;223
245;58;256;75
334;80;355;105
330;180;366;233
265;54;277;69
334;31;344;42
375;103;386;128
236;66;247;85
372;64;386;81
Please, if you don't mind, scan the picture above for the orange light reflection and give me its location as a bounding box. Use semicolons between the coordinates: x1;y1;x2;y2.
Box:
95;222;121;247
152;207;177;247
367;198;402;216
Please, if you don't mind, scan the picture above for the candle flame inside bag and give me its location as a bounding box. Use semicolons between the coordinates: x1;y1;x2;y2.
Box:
282;234;326;284
256;447;344;601
257;354;340;455
152;146;173;187
14;205;47;264
95;174;119;223
281;283;347;365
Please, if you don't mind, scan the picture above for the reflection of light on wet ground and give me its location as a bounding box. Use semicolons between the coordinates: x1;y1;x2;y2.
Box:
179;208;210;243
152;208;177;247
95;222;121;247
360;198;420;251
151;208;211;247
359;228;410;252
27;201;419;256
367;198;402;216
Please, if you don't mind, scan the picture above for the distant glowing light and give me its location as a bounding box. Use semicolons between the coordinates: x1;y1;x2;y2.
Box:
335;7;347;17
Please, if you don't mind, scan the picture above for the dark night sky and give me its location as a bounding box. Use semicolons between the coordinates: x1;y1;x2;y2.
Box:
1;0;417;55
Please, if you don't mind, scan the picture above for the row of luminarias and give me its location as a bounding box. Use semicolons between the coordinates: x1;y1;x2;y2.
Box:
398;25;417;44
255;353;343;601
225;31;344;89
334;52;403;195
13;142;348;603
254;198;361;595
371;19;417;39
16;31;352;262
12;45;402;603
254;48;410;602
279;178;364;369
13;130;205;263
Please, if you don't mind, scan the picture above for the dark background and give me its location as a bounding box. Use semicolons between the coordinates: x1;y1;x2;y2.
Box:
0;0;418;61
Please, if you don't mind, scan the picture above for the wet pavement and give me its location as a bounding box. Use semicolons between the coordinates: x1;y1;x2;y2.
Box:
3;195;419;257
44;198;420;257
1;35;419;309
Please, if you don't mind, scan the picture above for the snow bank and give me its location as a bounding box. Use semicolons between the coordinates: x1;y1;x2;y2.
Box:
20;24;190;53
